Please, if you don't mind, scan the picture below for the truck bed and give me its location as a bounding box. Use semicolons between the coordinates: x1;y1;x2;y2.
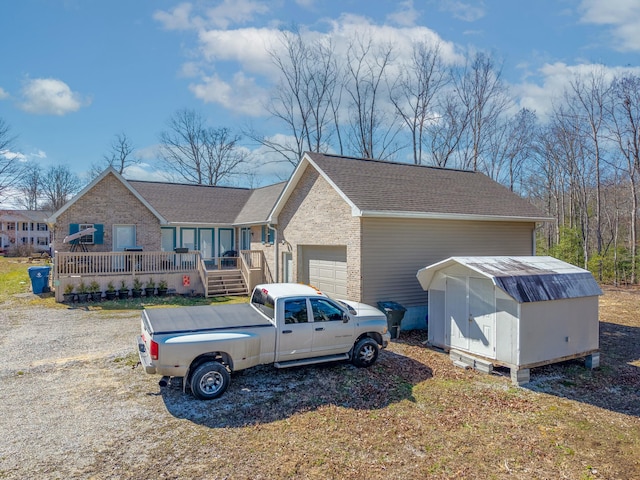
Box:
143;303;272;335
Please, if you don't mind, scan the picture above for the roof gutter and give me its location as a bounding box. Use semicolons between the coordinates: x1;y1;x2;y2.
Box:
356;210;553;223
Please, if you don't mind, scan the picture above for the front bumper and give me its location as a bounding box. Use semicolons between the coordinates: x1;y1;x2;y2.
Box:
381;331;391;349
136;335;156;374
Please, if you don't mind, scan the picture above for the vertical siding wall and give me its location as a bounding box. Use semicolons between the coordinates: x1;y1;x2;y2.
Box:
277;168;362;298
361;217;535;307
54;173;161;252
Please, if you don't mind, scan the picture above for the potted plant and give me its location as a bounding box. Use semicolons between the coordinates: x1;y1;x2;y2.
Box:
63;283;75;303
157;279;168;297
132;278;143;298
89;280;101;301
76;281;88;303
145;278;156;297
105;281;117;301
118;279;128;299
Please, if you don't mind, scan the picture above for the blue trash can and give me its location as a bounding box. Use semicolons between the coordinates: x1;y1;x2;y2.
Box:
28;265;51;294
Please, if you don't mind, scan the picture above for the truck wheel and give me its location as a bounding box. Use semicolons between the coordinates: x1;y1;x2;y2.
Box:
190;361;230;400
352;337;379;368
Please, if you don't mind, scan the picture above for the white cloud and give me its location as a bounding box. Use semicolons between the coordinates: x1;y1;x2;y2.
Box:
19;78;89;115
387;0;420;27
437;0;486;22
0;87;9;100
154;0;270;31
579;0;640;51
189;72;268;117
513;62;640;120
1;149;27;162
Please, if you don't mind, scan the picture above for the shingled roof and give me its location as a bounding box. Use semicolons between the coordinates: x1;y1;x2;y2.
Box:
128;181;253;224
295;152;549;221
235;182;286;225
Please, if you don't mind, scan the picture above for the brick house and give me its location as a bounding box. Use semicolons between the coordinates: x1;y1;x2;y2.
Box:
48;153;549;323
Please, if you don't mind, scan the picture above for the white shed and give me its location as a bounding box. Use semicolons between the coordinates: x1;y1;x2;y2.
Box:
416;256;602;385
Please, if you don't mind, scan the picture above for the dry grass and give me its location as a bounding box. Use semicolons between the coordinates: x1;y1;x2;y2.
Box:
91;287;639;480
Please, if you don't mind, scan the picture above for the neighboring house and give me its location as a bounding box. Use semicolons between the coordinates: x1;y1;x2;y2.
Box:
0;210;53;255
48;153;550;325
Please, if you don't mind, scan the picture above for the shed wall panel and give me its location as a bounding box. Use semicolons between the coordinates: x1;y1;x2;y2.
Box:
518;297;599;365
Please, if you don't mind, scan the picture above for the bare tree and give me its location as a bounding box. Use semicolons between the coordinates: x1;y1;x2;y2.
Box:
608;73;640;283
485;108;538;191
90;133;139;178
17;162;42;210
344;34;401;160
426;91;470;167
566;68;612;278
201;127;249;185
252;29;342;167
0;118;25;204
159;109;247;186
390;41;448;164
453;52;511;171
41;165;81;211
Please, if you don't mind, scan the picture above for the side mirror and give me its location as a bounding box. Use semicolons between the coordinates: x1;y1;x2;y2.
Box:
342;313;349;323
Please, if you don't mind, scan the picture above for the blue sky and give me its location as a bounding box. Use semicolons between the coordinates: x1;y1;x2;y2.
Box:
1;0;639;204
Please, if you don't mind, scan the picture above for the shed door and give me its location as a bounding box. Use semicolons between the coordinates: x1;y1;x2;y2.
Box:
446;275;469;350
445;275;496;359
468;277;496;359
304;246;347;298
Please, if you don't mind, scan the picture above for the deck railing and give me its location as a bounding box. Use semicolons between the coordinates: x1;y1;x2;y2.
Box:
55;251;199;276
52;250;269;301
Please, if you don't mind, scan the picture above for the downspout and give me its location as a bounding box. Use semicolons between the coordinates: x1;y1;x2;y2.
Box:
268;224;278;282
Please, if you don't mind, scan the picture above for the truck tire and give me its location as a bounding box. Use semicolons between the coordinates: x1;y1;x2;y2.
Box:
352;337;379;368
190;361;230;400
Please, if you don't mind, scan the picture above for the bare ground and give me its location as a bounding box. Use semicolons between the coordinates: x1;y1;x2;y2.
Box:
0;287;638;479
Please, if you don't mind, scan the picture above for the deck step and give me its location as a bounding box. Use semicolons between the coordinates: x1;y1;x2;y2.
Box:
205;269;247;297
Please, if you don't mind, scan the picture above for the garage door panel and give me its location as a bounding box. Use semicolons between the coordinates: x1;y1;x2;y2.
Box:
304;246;348;298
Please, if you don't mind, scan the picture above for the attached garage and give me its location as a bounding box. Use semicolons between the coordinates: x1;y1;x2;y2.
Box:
417;256;602;385
301;246;347;298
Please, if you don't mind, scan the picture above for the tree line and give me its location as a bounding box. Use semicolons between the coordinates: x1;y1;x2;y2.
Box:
1;29;638;284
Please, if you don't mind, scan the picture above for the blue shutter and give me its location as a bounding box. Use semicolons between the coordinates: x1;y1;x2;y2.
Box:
261;225;266;243
69;224;79;234
94;224;104;244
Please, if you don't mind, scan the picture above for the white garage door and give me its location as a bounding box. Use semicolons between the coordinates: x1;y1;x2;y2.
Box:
305;246;347;298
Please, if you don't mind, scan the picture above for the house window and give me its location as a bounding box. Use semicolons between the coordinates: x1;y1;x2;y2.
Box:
37;237;48;246
261;225;274;244
37;223;48;231
7;222;15;230
78;224;95;244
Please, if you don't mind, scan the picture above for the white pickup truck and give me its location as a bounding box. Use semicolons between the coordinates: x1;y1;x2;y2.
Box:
137;283;391;400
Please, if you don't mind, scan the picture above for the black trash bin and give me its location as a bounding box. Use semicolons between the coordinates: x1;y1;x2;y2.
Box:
28;265;51;294
377;301;406;339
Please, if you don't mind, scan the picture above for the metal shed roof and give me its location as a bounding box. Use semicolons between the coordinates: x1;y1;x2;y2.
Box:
417;256;602;303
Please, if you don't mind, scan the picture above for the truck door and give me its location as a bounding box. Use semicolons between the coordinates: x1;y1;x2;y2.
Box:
309;298;355;354
276;298;313;361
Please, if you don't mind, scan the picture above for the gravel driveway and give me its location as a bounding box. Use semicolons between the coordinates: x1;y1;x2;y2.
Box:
0;299;410;479
0;302;157;478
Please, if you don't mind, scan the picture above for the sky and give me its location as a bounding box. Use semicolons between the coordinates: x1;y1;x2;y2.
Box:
1;0;640;206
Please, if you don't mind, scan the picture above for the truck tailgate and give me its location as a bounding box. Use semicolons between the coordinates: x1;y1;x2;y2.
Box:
143;303;271;334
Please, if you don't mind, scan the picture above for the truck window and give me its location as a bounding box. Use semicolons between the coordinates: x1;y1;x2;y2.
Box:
251;288;275;320
284;299;308;324
310;298;344;322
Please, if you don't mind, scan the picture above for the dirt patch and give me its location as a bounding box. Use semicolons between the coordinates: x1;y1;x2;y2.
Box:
0;289;638;479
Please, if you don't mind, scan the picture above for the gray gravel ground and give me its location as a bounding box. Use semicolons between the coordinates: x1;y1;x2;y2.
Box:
0;297;383;479
0;301;159;479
